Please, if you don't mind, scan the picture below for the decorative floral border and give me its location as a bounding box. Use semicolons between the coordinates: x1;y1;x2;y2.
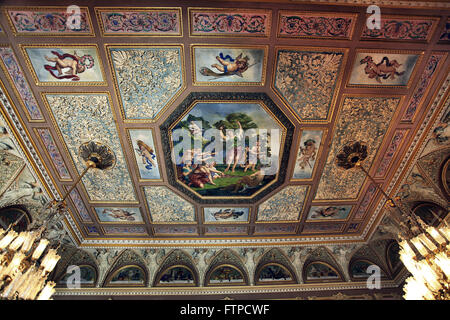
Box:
374;129;409;178
0;46;44;121
277;11;357;40
4;6;94;36
188;8;271;37
401;52;446;122
361;15;439;42
95;7;182;36
34;128;71;181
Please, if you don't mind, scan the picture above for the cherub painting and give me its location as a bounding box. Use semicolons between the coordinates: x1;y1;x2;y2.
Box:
129;129;161;180
359;56;404;83
94;207;144;223
349;51;419;86
307;205;352;221
21;46;105;85
204;207;249;223
44;50;94;81
292;130;324;180
193;46;266;85
201;53;250;78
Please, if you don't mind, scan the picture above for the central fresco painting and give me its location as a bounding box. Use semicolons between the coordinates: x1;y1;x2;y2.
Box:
161;92;294;203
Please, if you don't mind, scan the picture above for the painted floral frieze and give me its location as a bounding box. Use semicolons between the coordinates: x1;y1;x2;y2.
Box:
375;129;408;178
97;9;181;35
36;128;70;180
362;17;436;41
190;9;270;36
0;47;43;120
402;53;444;121
7;8;92;35
69;188;92;222
278;12;355;39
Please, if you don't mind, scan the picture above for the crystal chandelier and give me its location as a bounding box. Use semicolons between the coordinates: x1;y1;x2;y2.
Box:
0;141;115;300
336;141;450;300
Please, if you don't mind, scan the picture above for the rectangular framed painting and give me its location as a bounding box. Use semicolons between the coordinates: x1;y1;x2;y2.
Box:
203;207;250;224
127;129;162;181
191;45;267;86
94;207;144;223
20;45;106;86
291;129;326;180
306;205;352;221
347;50;422;88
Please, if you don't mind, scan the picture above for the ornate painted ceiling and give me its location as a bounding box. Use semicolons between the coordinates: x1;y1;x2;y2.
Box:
0;0;449;254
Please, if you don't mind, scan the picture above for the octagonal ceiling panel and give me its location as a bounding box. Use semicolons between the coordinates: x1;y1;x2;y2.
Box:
160;92;294;204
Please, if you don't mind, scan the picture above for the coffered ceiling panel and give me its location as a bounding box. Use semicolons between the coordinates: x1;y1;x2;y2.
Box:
0;0;448;247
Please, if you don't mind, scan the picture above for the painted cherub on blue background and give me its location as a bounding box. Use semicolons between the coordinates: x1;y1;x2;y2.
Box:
200;52;250;78
136;139;156;170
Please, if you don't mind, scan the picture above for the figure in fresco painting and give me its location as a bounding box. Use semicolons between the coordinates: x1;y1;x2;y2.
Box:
311;206;346;219
135;140;157;171
102;208;136;222
213;209;245;220
44;50;94;81
432;110;450;144
229;167;266;193
200;53;250;78
296;138;317;170
218;120;244;173
360;56;405;83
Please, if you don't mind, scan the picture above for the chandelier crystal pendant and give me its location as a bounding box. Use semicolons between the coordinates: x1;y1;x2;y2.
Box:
0;141;115;300
336;141;450;300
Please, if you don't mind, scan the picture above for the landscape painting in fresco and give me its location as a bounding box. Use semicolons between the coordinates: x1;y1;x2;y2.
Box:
171;102;282;197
